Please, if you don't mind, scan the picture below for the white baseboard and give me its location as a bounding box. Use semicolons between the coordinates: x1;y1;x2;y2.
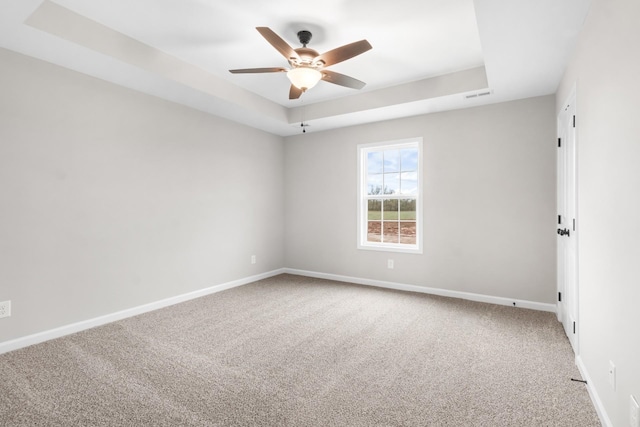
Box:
1;267;556;355
576;355;612;427
283;268;557;313
0;268;286;355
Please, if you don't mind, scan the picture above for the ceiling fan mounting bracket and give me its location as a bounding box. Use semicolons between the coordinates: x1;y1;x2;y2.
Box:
297;30;312;47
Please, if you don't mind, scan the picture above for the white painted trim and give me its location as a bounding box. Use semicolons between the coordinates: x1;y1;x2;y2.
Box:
1;267;556;355
284;268;556;313
576;355;612;427
0;269;286;355
356;137;424;255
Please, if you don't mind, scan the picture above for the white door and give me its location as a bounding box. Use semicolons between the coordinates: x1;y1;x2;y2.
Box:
557;90;578;353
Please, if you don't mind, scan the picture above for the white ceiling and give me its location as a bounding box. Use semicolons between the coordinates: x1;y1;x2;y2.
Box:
0;0;591;136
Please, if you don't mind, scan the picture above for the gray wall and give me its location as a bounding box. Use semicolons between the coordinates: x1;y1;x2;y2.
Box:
0;49;285;343
556;0;640;424
284;96;557;303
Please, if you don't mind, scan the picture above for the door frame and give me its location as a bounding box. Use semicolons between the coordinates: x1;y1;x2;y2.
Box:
557;85;579;354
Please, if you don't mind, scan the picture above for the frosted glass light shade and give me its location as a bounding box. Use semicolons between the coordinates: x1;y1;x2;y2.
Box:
287;67;322;91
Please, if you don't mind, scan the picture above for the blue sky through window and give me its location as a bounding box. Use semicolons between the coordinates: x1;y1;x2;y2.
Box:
367;147;418;195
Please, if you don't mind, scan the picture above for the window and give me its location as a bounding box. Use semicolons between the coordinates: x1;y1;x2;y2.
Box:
357;138;422;253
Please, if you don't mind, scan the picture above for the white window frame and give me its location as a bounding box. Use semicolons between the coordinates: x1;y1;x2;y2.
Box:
357;137;423;254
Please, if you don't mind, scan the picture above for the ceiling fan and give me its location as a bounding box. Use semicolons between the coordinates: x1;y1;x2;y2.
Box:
229;27;372;100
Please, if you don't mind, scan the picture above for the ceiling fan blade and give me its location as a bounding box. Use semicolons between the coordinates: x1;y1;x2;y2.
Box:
315;40;372;67
289;85;303;100
229;67;287;74
256;27;300;62
321;70;366;90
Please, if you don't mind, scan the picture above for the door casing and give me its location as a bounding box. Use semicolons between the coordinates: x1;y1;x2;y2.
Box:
557;87;579;354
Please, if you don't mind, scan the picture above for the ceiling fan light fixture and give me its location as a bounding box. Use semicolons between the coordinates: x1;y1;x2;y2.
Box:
230;27;371;99
287;67;322;91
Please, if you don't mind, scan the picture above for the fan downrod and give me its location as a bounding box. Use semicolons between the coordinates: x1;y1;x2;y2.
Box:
297;30;312;47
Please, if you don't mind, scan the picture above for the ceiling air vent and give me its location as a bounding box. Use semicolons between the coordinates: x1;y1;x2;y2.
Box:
464;90;492;100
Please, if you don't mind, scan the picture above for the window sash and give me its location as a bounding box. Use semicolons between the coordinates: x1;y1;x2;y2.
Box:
358;138;422;254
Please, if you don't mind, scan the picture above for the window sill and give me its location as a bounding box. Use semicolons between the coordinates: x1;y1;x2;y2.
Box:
357;243;422;254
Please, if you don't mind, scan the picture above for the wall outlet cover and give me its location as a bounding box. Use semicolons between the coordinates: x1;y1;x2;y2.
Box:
608;360;616;390
0;300;11;318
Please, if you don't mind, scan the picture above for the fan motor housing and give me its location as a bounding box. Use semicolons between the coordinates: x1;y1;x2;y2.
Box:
292;47;320;66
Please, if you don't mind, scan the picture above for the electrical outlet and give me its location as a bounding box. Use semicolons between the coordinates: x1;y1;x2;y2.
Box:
251;255;256;265
631;395;640;427
609;360;616;391
387;259;394;269
0;300;11;318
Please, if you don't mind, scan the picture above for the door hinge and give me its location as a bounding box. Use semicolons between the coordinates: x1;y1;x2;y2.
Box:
558;292;562;302
558;137;562;147
573;321;576;334
573;115;576;128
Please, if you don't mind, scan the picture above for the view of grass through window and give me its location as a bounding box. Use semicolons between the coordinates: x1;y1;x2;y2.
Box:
366;146;418;244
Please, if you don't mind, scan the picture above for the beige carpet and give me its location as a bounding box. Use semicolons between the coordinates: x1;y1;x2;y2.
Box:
0;274;600;426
